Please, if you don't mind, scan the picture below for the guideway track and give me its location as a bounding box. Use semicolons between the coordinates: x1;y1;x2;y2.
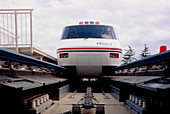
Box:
72;87;105;114
42;88;134;114
0;48;68;114
106;50;170;114
112;50;170;71
0;47;66;70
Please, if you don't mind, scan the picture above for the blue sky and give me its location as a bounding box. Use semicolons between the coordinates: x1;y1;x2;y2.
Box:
0;0;170;58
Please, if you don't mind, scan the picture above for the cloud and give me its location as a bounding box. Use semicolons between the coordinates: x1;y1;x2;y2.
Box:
0;0;169;57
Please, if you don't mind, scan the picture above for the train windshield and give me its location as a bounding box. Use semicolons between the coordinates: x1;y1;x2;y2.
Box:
61;25;117;39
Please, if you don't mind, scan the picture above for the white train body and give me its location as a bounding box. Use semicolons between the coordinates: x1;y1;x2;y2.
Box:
57;21;122;77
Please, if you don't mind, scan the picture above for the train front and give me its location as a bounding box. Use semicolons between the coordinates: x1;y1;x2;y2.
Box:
57;21;122;77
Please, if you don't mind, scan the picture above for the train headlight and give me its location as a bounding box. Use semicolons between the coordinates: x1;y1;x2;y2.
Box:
110;53;119;58
60;53;68;58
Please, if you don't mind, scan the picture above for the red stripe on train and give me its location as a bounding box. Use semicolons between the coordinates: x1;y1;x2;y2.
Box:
57;48;122;51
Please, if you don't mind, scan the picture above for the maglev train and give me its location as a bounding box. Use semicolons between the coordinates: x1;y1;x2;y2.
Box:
57;21;122;77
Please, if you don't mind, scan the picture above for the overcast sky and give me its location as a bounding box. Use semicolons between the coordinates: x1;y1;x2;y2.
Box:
0;0;170;58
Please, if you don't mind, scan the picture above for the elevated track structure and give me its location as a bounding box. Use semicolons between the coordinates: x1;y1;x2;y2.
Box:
104;50;170;114
0;33;170;114
0;47;68;114
113;50;170;76
0;47;170;114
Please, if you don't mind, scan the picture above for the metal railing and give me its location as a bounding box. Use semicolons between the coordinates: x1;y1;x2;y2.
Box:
0;9;33;53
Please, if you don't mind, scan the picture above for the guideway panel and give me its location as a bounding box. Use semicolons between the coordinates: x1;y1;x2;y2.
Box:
107;50;170;113
0;47;66;70
72;87;105;114
0;75;70;114
43;92;134;114
0;75;67;90
105;76;170;114
0;47;68;114
112;50;170;71
112;50;170;77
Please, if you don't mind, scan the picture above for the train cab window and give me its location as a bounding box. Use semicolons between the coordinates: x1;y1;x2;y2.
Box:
61;25;117;40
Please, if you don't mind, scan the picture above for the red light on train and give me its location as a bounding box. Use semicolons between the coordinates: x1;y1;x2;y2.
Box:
160;45;167;53
60;53;68;58
95;21;100;24
115;54;118;58
60;54;64;58
79;22;83;25
110;53;119;58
